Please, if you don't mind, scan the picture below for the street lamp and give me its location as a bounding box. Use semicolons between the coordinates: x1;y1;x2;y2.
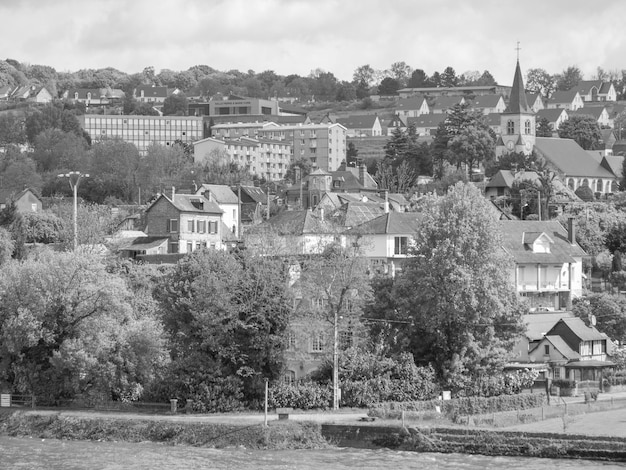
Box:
58;171;89;251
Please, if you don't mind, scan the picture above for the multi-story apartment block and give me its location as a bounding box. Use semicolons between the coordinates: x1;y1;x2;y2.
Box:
193;136;292;181
80;114;204;154
256;123;347;172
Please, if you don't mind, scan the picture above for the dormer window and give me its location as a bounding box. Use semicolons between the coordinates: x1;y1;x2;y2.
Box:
190;199;204;210
523;232;553;253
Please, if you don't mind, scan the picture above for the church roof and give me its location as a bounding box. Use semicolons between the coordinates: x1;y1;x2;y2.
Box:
534;137;616;178
505;61;532;114
600;155;624;179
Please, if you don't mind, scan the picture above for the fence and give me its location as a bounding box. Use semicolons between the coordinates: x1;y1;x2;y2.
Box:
0;394;170;413
467;395;626;428
0;394;34;408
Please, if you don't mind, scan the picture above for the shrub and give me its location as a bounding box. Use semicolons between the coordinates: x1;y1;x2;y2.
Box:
269;382;332;410
553;379;577;389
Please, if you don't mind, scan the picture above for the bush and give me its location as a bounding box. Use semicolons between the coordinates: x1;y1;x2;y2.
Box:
269;382;332;410
457;370;539;398
553;379;577;389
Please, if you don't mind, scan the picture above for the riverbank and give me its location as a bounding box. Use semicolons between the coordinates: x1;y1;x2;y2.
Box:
2;406;626;462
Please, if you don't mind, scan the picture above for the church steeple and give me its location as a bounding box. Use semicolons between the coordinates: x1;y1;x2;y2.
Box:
506;60;532;114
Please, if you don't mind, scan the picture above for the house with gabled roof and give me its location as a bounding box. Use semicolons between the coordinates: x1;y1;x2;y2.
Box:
547;90;584;111
346;211;422;277
134;86;172;103
500;219;586;311
571;80;617;102
143;189;224;254
11;84;53;103
569;106;611;128
0;85;14;101
395;95;430;119
196;184;240;238
430;95;466;114
469;94;506;115
536;108;568;133
407;114;446;136
526;93;545;112
386;114;407;135
334;114;382;137
0;188;42;213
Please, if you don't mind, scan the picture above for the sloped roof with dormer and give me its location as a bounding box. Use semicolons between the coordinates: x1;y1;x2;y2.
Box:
548;317;607;342
572;80;602;96
523;312;574;341
147;193;222;214
265;209;339;235
570;107;607;120
531;335;581;360
197;184;239;204
534;137;616;178
505;61;532;114
500;220;586;264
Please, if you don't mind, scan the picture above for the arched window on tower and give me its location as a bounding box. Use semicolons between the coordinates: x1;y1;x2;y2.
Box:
524;120;531;135
507;120;514;135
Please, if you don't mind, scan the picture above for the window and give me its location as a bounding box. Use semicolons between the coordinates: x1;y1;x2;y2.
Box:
544;345;550;355
507;120;514;135
283;370;296;385
196;242;202;250
208;221;218;234
554;367;561;379
188;220;195;232
394;236;408;255
169;242;179;253
340;330;353;349
311;333;324;352
167;219;179;233
524;120;531;135
187;241;193;252
197;220;206;233
287;330;297;350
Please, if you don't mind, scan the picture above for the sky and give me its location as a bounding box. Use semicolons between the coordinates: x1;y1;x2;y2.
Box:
2;0;626;85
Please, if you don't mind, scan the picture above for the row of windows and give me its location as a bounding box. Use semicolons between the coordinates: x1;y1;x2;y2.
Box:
506;120;532;135
92;129;199;138
166;219;218;234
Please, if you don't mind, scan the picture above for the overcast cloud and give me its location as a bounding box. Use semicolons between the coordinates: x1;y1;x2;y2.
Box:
2;0;626;84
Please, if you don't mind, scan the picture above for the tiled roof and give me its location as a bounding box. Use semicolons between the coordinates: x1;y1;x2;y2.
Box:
407;114;446;127
536;108;568;122
396;95;427;110
548;317;606;342
499;220;586;264
505;61;532;114
162;194;223;214
523;312;573;341
197;184;239;204
328;202;385;227
471;94;503;108
335;114;379;129
431;95;464;110
573;80;602;95
569;107;606;119
118;236;169;251
599;82;614;94
486;169;517;188
549;90;579;104
239;185;267;204
266;209;338;235
601;155;623;178
534;335;581;360
534;137;616;178
350;211;422;235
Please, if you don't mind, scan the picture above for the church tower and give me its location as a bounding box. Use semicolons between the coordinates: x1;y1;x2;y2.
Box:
496;60;535;158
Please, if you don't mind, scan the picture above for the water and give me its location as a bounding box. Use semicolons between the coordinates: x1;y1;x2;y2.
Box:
0;437;624;470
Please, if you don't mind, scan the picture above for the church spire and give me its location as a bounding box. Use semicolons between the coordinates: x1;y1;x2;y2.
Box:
506;60;532;114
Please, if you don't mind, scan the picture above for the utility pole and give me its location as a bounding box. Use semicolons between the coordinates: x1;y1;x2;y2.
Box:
58;171;89;251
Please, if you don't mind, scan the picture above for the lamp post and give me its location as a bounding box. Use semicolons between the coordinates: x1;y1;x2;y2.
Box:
58;171;89;251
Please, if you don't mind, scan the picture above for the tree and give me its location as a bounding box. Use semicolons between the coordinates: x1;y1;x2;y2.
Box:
393;183;526;391
374;159;418;193
155;249;291;410
162;93;188;116
440;66;459;87
555;65;583;91
377;77;400;95
448;125;495;177
352;65;375;88
558;115;603;150
0;252;168;403
525;68;556;98
346;142;359;167
284;157;314;184
335;81;357;101
407;69;431;88
536;117;553;137
0;112;26;147
89;140;141;202
389;61;412;88
573;294;626;343
298;240;373;410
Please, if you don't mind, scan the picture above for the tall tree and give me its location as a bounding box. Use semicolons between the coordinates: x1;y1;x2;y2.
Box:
558;114;603;150
555;65;583;91
407;69;431;88
162;93;188;116
525;68;556;98
440;66;459;87
389;61;412;88
352;65;375;88
448;125;495;177
536;116;553;137
393;183;526;391
377;77;400;95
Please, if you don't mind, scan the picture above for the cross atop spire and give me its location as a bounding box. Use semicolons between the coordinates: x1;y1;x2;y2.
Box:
515;41;521;61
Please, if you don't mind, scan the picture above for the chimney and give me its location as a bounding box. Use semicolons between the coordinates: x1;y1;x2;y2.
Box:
359;164;366;186
171;186;175;200
568;217;576;245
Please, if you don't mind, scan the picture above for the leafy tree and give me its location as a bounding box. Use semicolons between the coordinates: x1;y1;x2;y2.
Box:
352;64;375;87
89;140;141;202
21;211;65;244
31;129;89;173
346;142;359;167
155;249;291;410
525;68;556;98
0;252;168;402
393;183;526;391
298;240;373;409
162;93;188;116
284;157;314;184
389;61;412;88
555;65;583;91
0;227;14;265
378;77;400;95
448;125;495;177
0;157;43;195
335;81;357;101
573;294;626;343
575;184;595;202
0;201;25;259
308;69;338;102
536;117;553;137
476;70;497;86
0;112;26;147
440;66;459;87
558;115;603;150
374;159;418;193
